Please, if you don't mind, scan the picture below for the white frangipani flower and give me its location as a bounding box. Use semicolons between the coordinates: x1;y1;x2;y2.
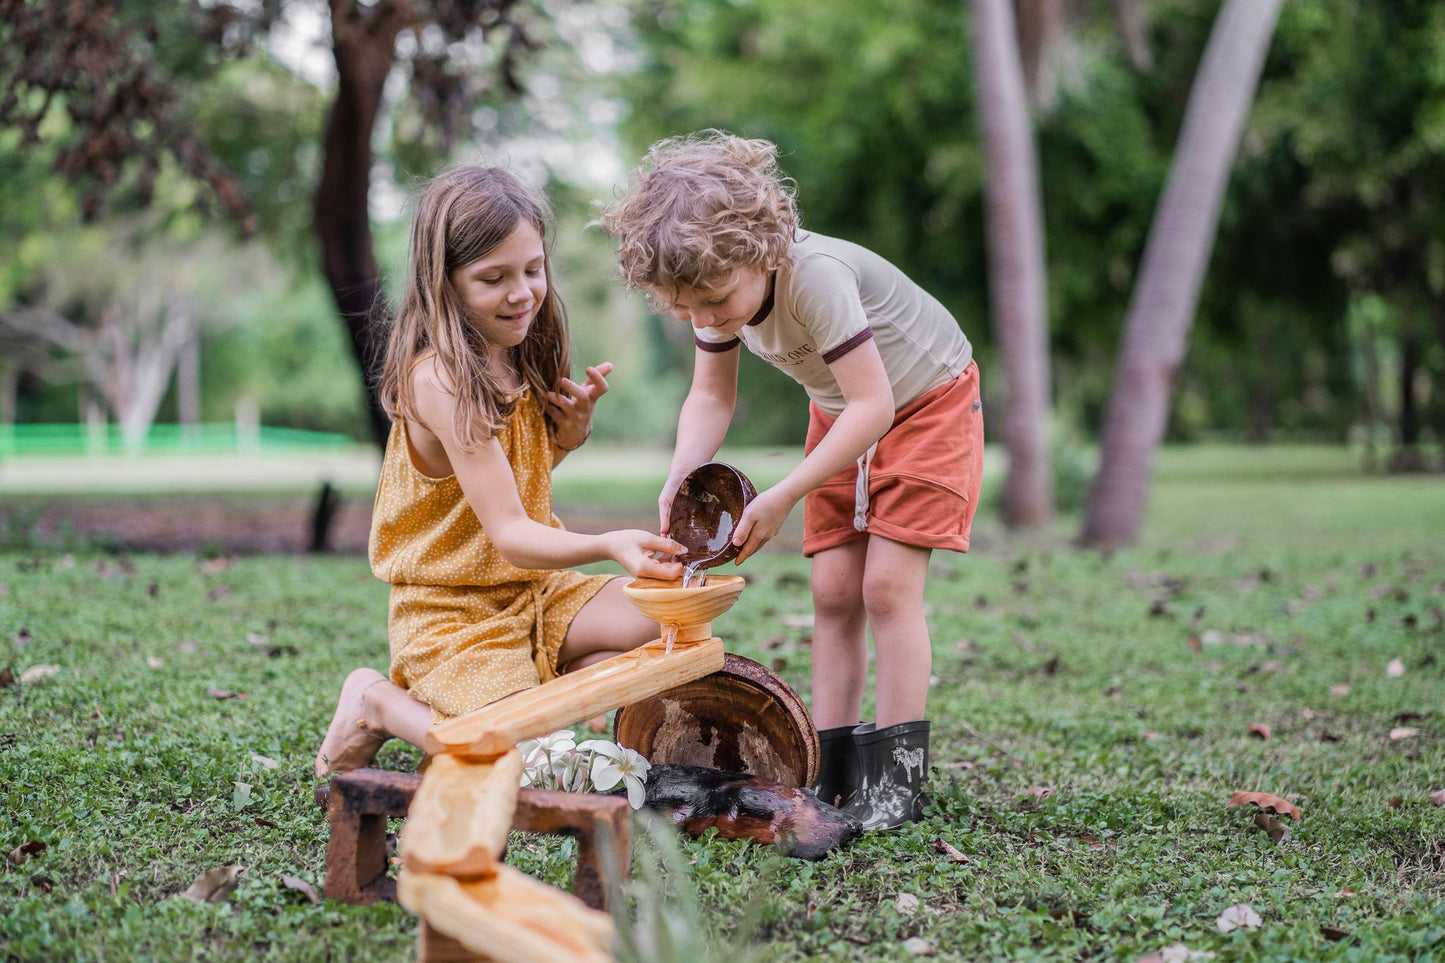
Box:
586;742;652;809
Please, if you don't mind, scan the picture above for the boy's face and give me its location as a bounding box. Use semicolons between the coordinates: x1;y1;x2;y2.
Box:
661;266;771;336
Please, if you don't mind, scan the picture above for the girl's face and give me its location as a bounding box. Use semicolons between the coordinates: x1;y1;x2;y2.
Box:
449;219;548;360
663;266;772;336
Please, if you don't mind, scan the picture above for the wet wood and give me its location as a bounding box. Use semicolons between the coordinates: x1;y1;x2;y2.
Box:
620;575;745;644
425;637;725;758
400;867;613;963
614;653;819;788
400;750;521;878
643;763;861;860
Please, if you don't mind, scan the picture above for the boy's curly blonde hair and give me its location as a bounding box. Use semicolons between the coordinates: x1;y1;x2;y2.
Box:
600;130;799;302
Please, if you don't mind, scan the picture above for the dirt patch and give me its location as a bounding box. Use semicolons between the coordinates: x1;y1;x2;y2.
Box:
1;493;803;557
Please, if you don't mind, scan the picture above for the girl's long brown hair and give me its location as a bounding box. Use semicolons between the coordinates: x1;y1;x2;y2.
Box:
379;166;570;449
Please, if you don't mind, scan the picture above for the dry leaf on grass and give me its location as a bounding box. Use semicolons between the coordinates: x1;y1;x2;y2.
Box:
0;667;14;688
251;755;278;770
894;893;920;914
205;688;248;700
1139;944;1216;962
1430;789;1445;807
1386;658;1406;677
176;865;244;903
1330;684;1350;697
902;938;935;957
1253;812;1290;843
1246;723;1271;740
1320;925;1350;942
1227;791;1302;821
932;838;969;863
1389;727;1419;741
18;665;59;684
1216;903;1262;933
281;874;320;904
8;841;47;864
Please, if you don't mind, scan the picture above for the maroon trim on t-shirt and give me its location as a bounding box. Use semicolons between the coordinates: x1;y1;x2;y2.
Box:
822;328;874;364
695;335;742;352
746;272;777;326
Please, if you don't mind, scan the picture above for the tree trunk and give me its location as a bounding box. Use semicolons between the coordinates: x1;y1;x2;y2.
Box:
968;0;1054;528
1111;0;1152;71
1079;0;1284;548
316;0;415;448
1013;0;1068;113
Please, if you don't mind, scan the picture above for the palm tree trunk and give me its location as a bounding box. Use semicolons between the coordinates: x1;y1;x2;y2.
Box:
968;0;1054;528
1079;0;1284;548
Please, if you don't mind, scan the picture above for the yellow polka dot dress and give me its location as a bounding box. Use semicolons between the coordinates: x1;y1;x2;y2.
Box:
369;388;611;722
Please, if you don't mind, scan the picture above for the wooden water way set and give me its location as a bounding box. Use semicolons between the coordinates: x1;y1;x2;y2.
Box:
319;463;859;960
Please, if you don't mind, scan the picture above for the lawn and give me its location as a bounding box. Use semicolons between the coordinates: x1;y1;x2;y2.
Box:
1;445;1443;961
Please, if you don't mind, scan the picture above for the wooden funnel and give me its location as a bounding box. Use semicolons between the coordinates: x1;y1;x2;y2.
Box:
623;575;745;644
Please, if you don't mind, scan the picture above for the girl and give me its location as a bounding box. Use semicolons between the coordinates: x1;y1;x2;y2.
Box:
601;132;984;830
316;166;684;778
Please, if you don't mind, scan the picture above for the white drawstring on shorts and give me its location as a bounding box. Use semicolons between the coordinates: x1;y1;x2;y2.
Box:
853;442;878;532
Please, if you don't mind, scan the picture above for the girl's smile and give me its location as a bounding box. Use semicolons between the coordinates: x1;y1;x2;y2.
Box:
449;219;548;357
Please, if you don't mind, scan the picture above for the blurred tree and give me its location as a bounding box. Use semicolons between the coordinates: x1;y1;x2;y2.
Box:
1080;0;1285;547
970;0;1053;527
0;0;551;445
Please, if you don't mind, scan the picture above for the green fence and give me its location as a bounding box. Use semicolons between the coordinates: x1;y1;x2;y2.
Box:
0;423;359;457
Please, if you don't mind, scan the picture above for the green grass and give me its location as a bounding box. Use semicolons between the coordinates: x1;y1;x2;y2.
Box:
2;446;1444;961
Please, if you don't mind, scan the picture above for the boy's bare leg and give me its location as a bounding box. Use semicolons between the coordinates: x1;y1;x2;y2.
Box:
315;667;433;778
862;536;933;728
557;578;661;672
809;541;870;729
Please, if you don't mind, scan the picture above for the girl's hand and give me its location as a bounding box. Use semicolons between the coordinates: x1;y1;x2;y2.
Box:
731;486;796;564
608;530;686;580
545;362;614;450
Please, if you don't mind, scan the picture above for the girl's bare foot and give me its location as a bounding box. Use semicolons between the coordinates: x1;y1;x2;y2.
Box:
316;668;389;779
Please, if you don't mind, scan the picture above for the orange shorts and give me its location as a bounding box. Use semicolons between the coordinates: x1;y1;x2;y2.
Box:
802;361;983;557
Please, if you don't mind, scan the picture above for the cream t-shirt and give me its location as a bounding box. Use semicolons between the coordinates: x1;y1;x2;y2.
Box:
694;231;972;416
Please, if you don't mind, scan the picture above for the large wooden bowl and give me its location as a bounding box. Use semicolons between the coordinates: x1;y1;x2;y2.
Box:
613;653;819;788
669;462;757;572
623;575;745;644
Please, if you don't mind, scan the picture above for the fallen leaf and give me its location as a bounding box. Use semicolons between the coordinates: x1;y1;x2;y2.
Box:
1246;723;1271;740
0;667;14;688
771;657;788;673
1386;658;1406;678
1140;943;1217;962
1320;925;1350;942
8;841;47;864
1216;902;1262;933
1253;812;1290;843
1430;789;1445;807
894;892;920;914
13;628;31;647
780;613;813;629
18;665;59;684
245;632;269;647
1387;796;1404;809
1389;727;1419;741
281;874;320;904
251;755;278;770
1335;887;1354;898
759;635;786;650
583;714;609;731
1227;791;1302;821
1329;684;1350;697
147;657;164;669
932;838;968;863
206;688;247;700
902;937;934;957
1025;785;1053;800
176;865;243;903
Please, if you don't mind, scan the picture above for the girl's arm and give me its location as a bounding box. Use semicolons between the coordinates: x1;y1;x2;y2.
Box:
412;366;684;579
659;345;741;533
732;338;894;563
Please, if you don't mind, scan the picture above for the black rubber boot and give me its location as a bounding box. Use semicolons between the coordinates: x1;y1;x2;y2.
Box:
811;723;862;809
843;720;930;831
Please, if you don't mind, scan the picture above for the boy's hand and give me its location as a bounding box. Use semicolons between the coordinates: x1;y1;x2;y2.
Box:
609;530;685;580
545;362;613;449
731;487;795;564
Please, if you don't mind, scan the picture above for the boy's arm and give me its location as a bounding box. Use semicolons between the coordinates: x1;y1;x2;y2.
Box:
731;339;893;562
660;345;740;532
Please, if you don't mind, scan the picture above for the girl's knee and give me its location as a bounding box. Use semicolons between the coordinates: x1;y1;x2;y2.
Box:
861;570;924;622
